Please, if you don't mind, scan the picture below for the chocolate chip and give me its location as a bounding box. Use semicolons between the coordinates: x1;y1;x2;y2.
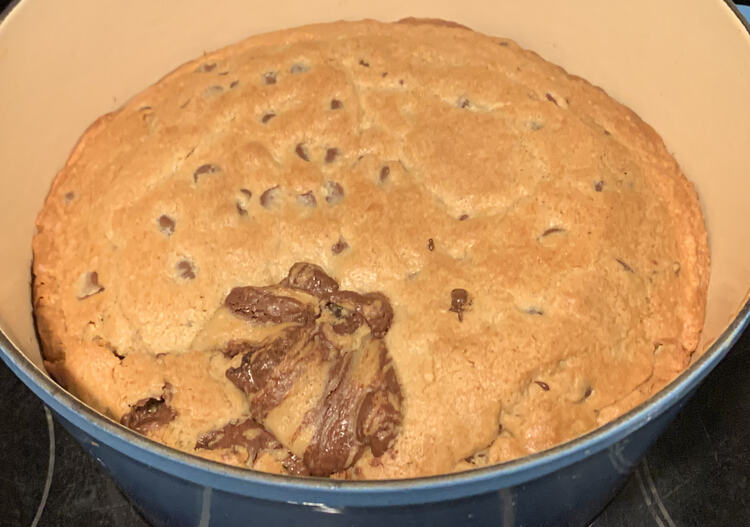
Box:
297;191;317;208
157;215;175;237
526;307;544;316
260;186;280;208
359;59;370;67
330;99;343;110
139;105;152;112
528;121;544;131
583;386;593;399
284;262;339;297
379;165;390;183
295;143;310;162
594;180;605;192
449;288;471;322
603;129;611;136
263;71;277;85
331;237;349;255
457;97;471;109
176;260;196;280
535;380;550;391
323;181;344;205
540;227;565;238
121;384;176;434
218;71;229;76
261;113;276;124
64;191;75;203
195;62;216;73
498;41;509;46
195;418;280;463
427;238;435;251
236;202;248;216
290;63;308;74
225;286;313;325
545;92;558;105
616;258;634;273
193;163;221;182
77;271;104;299
399;79;404;86
240;188;253;199
230;80;240;89
459;214;469;221
325;148;339;163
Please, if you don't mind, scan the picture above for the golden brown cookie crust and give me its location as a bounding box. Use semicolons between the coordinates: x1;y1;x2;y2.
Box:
32;19;709;479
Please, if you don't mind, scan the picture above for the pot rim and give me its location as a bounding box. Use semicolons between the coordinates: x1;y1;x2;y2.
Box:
1;0;748;508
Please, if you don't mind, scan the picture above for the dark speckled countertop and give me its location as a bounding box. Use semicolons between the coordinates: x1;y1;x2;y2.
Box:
1;1;749;525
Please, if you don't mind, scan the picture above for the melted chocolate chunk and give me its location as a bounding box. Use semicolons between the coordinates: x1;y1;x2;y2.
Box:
330;99;343;110
260;186;280;208
295;143;310;162
427;238;435;251
331;237;349;255
457;97;471;109
176;260;196;280
594;180;605;192
449;288;471;322
121;384;176;434
261;113;276;124
535;380;550;391
329;291;393;338
158;215;175;237
219;262;402;476
290;63;308;74
285;262;339;297
195;418;280;464
225;286;313;325
545;92;558;105
193;163;221;182
64;191;76;203
458;214;469;221
379;165;390;183
359;59;370;67
325;148;340;163
230;80;240;89
263;71;277;85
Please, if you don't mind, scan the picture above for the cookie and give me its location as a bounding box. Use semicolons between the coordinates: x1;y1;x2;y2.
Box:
32;18;709;479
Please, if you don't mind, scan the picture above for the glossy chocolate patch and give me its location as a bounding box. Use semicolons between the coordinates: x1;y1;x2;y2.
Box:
195;418;280;464
121;384;176;434
219;262;402;476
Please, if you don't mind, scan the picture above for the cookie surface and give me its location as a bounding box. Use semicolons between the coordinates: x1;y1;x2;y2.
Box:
32;18;709;479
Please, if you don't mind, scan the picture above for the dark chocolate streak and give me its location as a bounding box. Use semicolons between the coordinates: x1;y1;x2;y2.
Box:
195;418;280;463
225;286;313;325
223;262;402;476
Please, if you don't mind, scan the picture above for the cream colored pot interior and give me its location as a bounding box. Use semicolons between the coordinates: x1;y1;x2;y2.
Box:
0;0;748;373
